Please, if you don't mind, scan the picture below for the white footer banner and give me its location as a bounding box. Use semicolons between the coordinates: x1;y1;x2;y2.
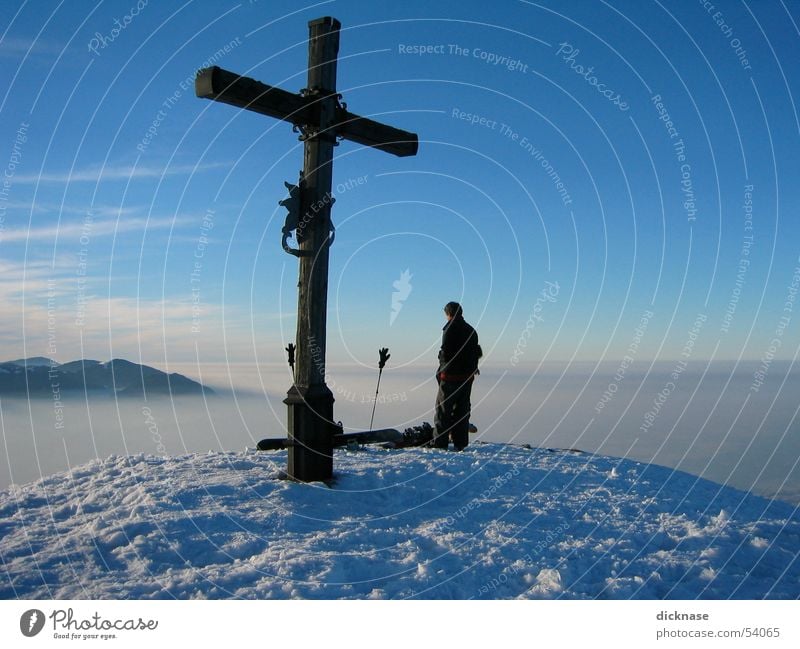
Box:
1;600;797;647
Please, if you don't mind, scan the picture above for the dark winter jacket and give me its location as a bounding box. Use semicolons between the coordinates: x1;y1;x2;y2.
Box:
438;315;481;381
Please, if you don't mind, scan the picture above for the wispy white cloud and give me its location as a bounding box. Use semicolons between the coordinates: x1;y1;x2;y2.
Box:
0;256;286;362
0;215;194;243
1;201;141;218
0;37;64;58
0;291;276;363
13;162;228;184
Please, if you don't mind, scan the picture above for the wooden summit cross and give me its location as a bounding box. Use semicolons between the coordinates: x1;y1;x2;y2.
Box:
195;17;418;481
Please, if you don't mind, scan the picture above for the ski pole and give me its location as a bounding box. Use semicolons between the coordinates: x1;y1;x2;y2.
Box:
369;347;390;431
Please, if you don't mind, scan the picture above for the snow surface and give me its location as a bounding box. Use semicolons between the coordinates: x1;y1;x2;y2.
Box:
1;443;798;599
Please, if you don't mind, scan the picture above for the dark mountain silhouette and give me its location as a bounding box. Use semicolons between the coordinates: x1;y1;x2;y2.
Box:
7;357;55;367
0;358;211;397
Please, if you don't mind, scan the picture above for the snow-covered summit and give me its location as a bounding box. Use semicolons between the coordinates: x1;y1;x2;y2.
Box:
1;443;797;599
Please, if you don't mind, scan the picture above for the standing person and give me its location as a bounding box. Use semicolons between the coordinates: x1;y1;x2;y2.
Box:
433;302;481;450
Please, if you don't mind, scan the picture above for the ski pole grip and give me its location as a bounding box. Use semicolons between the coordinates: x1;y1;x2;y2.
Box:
378;347;390;369
285;343;296;368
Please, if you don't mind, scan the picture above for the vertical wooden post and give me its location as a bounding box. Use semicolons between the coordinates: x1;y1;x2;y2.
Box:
284;17;341;482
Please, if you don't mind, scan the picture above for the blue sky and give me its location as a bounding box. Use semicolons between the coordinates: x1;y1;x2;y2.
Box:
1;0;799;371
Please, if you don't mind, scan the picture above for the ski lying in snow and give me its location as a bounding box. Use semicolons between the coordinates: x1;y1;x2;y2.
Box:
256;422;478;451
257;428;403;451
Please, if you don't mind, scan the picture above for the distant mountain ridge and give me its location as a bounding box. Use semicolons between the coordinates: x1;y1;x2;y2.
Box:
7;357;54;367
0;357;211;397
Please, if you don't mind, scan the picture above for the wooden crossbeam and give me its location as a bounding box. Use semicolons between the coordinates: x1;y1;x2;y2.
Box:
335;109;418;157
196;65;418;157
195;66;311;125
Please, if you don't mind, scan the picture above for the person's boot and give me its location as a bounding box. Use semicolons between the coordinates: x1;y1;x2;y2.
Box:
429;427;450;449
